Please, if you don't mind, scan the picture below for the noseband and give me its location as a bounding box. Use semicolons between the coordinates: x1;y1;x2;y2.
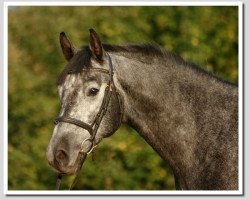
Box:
54;54;123;189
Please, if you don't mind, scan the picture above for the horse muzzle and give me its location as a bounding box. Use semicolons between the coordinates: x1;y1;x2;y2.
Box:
46;146;85;176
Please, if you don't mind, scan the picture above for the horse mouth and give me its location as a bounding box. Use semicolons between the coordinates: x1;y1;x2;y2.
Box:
48;152;87;176
48;161;76;176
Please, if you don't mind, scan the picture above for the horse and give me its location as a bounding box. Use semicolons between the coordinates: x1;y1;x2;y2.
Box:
46;29;238;190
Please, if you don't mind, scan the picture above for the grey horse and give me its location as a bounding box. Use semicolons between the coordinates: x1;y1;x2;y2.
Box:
46;29;238;190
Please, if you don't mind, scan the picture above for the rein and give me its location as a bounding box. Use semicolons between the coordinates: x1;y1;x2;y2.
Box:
54;53;123;190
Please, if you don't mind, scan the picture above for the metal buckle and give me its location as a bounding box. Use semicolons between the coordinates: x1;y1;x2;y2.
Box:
80;138;96;154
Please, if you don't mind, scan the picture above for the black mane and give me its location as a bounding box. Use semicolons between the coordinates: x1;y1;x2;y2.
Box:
57;43;185;85
57;43;236;86
103;43;166;57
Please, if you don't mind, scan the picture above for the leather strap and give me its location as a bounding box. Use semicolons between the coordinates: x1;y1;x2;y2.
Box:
54;116;93;136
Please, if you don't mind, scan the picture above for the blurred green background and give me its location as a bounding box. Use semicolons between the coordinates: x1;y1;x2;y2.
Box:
8;6;238;190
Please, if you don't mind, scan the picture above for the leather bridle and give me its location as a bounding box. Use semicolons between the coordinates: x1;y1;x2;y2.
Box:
54;53;123;190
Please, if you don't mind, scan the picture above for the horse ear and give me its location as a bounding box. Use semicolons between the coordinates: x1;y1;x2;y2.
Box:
59;32;75;61
89;28;104;61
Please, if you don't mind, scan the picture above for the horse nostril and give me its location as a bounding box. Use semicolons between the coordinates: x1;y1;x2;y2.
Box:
55;149;69;167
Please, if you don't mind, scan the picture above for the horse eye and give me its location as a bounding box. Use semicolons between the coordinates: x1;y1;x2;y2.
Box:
88;88;99;96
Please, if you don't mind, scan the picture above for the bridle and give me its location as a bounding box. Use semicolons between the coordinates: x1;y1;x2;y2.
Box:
54;53;123;190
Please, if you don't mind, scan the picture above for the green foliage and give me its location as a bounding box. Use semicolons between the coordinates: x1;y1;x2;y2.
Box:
8;6;238;190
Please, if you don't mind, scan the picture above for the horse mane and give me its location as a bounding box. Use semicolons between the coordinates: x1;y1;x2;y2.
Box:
102;43;237;86
104;43;168;57
57;43;236;86
103;43;188;65
57;43;185;85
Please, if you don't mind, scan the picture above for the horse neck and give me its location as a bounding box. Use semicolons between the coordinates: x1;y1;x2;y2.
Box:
111;52;238;189
111;53;193;171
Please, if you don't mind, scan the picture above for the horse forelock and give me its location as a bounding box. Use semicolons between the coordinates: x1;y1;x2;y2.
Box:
57;46;92;85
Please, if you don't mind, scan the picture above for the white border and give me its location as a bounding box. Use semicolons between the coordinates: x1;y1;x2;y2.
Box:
3;190;243;195
5;1;243;6
4;1;243;196
3;0;8;196
238;3;243;195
